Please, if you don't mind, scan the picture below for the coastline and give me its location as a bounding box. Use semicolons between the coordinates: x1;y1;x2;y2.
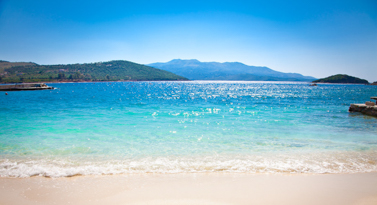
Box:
0;78;193;84
1;172;377;205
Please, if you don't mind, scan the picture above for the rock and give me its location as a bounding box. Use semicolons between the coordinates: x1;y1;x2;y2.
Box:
349;104;377;117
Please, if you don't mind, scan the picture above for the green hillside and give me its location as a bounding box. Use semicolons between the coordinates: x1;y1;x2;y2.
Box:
0;60;37;72
313;74;369;84
0;60;188;83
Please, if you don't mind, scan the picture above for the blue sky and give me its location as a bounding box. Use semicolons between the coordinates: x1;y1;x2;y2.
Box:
0;0;376;81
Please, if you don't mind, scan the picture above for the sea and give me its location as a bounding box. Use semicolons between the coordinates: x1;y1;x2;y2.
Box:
0;81;376;177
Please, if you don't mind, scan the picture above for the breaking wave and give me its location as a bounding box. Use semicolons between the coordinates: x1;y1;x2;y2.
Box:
1;151;377;178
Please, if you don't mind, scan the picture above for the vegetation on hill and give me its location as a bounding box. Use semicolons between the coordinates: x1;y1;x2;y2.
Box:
0;60;36;72
313;74;369;84
371;81;377;85
0;60;188;83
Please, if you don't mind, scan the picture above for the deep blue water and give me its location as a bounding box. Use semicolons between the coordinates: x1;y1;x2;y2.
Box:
0;81;376;177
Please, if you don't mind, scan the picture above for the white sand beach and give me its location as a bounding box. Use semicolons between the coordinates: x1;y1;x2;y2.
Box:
1;173;377;205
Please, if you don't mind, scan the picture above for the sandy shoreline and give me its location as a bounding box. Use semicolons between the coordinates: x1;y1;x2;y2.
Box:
1;173;377;205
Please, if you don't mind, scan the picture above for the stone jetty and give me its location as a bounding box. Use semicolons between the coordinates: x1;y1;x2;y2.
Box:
0;83;55;91
349;97;377;117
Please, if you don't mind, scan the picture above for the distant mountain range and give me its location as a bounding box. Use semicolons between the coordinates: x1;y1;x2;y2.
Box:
0;59;318;83
148;59;317;81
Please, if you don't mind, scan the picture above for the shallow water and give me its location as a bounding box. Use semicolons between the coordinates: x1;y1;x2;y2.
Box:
0;81;376;177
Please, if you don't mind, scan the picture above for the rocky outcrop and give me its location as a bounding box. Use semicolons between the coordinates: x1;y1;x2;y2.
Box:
349;104;377;117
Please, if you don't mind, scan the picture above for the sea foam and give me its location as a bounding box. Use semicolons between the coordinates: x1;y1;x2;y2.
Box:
1;151;377;178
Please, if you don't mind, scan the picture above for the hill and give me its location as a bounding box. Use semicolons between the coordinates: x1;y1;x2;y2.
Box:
0;60;37;72
0;60;188;83
148;59;316;81
313;74;369;84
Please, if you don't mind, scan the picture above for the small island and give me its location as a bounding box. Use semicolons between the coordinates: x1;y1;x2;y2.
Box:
313;74;369;84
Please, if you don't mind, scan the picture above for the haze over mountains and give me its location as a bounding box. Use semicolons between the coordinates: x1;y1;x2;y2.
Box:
149;59;317;81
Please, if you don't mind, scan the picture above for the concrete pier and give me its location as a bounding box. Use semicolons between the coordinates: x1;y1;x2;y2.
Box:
0;83;54;91
349;97;377;117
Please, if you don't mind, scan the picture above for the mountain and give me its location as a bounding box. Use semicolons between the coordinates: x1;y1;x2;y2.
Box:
0;60;188;83
313;74;369;84
148;59;316;81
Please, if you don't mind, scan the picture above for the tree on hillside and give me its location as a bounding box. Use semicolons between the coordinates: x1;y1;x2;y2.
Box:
73;71;83;79
58;73;66;79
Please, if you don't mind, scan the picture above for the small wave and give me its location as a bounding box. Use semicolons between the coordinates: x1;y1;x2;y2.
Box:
1;151;377;178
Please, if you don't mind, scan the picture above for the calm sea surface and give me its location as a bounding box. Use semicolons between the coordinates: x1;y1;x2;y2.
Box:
0;81;376;177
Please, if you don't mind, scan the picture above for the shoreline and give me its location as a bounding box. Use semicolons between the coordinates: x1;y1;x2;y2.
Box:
3;149;377;178
1;172;377;205
1;169;377;179
0;79;190;85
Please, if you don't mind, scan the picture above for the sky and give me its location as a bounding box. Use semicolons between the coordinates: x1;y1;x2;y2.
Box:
0;0;376;81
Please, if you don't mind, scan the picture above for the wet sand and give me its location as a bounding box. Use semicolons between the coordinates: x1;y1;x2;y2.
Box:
1;173;377;205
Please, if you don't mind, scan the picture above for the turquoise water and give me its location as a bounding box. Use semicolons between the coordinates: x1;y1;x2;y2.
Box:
1;81;376;177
